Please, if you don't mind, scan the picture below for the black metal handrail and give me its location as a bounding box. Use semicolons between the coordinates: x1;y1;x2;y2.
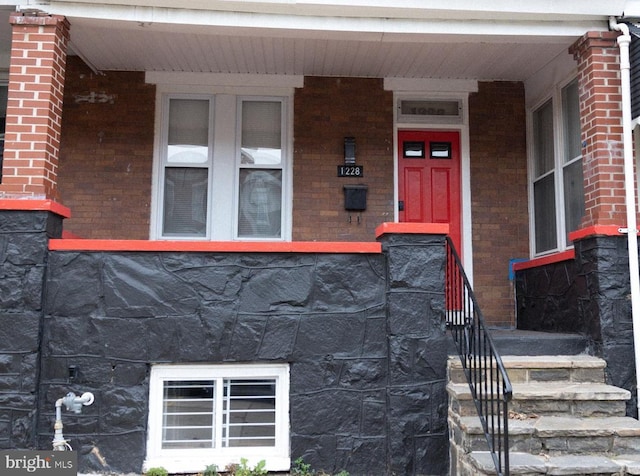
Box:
445;237;513;476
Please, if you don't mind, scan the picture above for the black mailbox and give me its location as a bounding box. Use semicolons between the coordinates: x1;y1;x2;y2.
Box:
343;184;368;211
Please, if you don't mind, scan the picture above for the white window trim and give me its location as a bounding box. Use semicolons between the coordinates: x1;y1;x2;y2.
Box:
145;363;290;474
149;82;294;241
234;96;289;241
153;93;216;240
527;74;581;257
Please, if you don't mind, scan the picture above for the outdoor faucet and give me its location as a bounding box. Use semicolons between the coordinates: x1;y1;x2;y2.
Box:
52;392;95;451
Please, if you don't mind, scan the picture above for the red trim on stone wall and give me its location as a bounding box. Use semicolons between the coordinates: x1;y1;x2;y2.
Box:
512;250;575;272
568;225;624;241
0;199;71;218
375;222;449;238
49;239;382;254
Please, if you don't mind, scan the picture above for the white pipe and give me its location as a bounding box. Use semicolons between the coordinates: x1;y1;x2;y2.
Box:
610;17;640;418
52;398;70;451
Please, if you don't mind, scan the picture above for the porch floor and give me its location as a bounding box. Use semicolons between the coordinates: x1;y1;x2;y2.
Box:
447;328;589;356
490;328;589;355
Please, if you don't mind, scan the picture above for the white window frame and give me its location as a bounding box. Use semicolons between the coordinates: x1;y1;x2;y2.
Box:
145;363;290;474
149;82;293;241
155;94;215;240
527;75;583;257
234;96;288;240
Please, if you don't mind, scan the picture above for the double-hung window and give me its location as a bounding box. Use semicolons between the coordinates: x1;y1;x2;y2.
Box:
153;92;290;240
237;99;284;238
530;78;584;255
161;96;213;238
145;363;290;473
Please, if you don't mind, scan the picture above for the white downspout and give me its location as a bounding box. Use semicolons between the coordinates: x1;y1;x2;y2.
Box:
610;17;640;418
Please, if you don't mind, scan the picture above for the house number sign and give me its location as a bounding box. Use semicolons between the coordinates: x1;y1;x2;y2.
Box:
337;165;364;177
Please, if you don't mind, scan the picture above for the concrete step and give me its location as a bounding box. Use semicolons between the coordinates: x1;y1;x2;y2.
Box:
490;329;589;356
462;452;640;476
448;355;606;385
448;381;630;418
451;413;640;456
448;329;589;357
447;354;640;475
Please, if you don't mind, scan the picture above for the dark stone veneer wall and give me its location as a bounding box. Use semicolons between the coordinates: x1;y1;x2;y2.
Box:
0;210;64;449
0;209;449;475
516;234;637;417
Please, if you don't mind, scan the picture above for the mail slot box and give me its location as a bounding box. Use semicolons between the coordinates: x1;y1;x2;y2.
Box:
343;184;368;211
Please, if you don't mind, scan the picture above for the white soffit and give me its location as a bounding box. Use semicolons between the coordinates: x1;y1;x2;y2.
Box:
17;1;615;39
21;0;628;21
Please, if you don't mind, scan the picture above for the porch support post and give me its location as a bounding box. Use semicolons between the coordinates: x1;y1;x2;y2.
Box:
376;223;449;475
0;12;69;200
569;31;625;228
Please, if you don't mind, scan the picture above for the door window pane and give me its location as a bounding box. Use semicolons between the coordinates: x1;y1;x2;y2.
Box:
163;167;208;237
534;174;557;253
238;169;282;238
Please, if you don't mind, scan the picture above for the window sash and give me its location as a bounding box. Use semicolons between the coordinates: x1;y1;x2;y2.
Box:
533;173;557;254
162;167;209;237
162;380;215;449
159;96;213;239
563;158;584;246
530;77;584;256
562;79;581;164
237;169;282;238
237;98;285;239
147;363;290;473
533;99;555;178
160;378;277;450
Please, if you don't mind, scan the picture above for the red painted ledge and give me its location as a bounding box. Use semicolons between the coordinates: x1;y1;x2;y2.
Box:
568;225;624;241
512;225;627;273
512;250;575;272
49;239;382;254
0;199;71;218
375;222;449;238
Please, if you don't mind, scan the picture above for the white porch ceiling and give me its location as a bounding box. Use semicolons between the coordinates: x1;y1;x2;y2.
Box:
0;1;633;81
66;19;578;81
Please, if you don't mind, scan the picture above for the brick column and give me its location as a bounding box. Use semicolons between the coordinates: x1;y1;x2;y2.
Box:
569;31;625;228
0;12;69;200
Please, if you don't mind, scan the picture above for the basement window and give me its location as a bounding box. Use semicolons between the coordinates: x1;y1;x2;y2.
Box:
145;363;290;473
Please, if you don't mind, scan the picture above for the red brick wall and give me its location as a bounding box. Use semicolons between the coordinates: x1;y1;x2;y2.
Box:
0;14;69;200
57;56;155;239
469;81;529;326
292;77;394;241
569;31;625;228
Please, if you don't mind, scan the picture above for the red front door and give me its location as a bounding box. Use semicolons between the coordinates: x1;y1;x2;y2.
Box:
398;130;462;253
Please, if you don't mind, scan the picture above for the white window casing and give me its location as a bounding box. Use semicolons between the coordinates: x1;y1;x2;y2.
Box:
145;363;290;474
528;76;583;257
149;80;294;241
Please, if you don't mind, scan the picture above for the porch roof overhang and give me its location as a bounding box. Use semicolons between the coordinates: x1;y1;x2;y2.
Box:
0;1;632;82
